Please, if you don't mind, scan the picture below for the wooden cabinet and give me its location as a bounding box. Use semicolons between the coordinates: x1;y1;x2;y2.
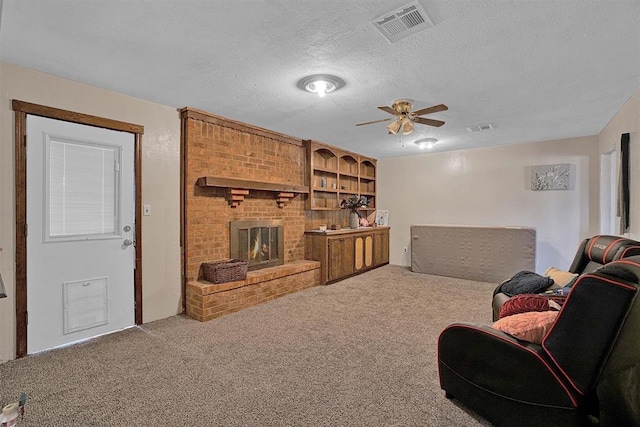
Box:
306;140;377;212
354;234;373;272
373;229;389;266
305;227;390;285
328;236;354;281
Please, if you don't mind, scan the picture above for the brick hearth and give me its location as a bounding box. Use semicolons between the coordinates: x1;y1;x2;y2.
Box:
186;260;320;321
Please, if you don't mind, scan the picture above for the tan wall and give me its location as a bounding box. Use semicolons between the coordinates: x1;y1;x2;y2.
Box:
598;87;640;240
0;61;182;362
378;136;600;273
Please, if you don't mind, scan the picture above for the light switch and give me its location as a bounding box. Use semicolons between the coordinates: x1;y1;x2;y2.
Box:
143;205;151;216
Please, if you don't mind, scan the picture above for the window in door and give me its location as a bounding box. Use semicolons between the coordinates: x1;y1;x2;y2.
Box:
46;136;122;241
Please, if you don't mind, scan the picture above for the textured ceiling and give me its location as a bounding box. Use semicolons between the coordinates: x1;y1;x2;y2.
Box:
1;0;639;158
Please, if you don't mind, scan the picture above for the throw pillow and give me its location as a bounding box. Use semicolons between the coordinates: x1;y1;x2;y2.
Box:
544;267;579;288
500;271;554;297
492;311;559;344
499;294;563;319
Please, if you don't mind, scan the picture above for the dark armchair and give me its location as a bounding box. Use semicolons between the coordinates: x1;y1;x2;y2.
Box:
438;257;640;426
492;235;640;320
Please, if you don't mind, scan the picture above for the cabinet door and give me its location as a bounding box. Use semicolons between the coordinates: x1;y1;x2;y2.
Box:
364;234;373;268
354;236;364;271
373;230;390;266
328;237;355;281
381;231;389;264
328;238;344;281
341;237;355;277
354;235;373;271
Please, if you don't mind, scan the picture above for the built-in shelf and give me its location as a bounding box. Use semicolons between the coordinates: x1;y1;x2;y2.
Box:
305;140;377;212
196;176;309;208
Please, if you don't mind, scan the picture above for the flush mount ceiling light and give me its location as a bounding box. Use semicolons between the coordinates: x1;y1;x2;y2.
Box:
414;138;438;149
297;74;345;98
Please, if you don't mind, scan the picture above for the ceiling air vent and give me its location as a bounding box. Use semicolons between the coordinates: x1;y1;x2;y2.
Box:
467;123;494;132
372;2;434;43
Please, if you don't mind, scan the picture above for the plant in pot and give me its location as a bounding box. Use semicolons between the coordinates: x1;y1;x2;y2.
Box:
340;195;368;229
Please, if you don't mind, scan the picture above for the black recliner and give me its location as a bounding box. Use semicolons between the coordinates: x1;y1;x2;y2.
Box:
438;256;640;427
492;235;640;320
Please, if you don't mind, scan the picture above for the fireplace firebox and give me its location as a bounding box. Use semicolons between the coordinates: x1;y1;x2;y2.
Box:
229;219;284;271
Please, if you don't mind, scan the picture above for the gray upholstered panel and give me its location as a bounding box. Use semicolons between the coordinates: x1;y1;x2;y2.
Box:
410;224;536;283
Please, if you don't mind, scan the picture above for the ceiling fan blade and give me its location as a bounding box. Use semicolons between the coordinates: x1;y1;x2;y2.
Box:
412;104;448;116
413;117;445;127
355;117;393;126
377;106;398;115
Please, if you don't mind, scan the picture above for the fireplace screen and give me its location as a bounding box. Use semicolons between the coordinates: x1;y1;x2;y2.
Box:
229;219;284;271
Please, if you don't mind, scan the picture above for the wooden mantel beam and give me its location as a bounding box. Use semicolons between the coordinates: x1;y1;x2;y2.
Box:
196;177;309;194
196;177;309;208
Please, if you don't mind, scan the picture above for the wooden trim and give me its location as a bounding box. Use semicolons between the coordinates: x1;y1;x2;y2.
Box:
134;133;143;324
179;107;302;146
14;111;28;358
12;100;144;134
180;116;188;313
196;176;309;194
12;100;144;358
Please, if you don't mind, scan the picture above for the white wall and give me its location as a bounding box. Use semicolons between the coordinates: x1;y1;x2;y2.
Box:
378;136;600;273
0;62;182;362
598;87;640;241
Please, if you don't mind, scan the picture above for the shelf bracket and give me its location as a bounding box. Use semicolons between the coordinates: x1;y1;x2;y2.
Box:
276;192;295;208
226;188;249;208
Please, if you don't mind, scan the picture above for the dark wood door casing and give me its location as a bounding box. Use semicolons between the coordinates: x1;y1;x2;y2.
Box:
11;100;144;358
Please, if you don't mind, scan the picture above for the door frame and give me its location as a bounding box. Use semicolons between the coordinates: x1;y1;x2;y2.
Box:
12;100;144;358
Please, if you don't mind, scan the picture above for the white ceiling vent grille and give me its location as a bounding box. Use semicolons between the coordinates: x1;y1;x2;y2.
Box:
467;123;495;132
372;2;434;43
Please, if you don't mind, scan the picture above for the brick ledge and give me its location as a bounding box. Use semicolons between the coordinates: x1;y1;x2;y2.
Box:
186;260;321;322
187;260;320;296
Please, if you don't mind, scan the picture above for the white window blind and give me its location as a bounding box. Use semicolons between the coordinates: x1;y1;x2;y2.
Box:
48;139;119;238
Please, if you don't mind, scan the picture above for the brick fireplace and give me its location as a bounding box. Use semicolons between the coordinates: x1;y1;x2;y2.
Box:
181;107;322;321
229;219;284;271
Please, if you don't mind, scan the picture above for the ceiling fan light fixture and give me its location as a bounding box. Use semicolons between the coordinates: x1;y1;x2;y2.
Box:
387;119;402;134
297;74;345;98
415;138;438;149
401;116;414;135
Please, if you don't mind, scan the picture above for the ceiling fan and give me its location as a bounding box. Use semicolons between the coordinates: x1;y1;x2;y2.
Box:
355;99;448;135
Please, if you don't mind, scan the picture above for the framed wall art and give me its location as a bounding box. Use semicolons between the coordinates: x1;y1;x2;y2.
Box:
530;163;574;191
375;209;389;226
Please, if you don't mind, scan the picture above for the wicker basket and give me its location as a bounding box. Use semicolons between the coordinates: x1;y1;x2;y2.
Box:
201;259;248;284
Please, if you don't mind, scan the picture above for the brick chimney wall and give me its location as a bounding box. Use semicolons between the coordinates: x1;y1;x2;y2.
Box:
181;108;307;282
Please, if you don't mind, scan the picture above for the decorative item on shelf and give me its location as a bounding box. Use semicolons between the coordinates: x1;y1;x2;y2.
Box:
319;224;327;231
340;195;369;229
375;209;389;226
330;224;341;230
320;177;327;188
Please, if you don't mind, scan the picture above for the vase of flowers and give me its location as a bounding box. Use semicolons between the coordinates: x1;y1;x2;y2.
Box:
340;195;368;229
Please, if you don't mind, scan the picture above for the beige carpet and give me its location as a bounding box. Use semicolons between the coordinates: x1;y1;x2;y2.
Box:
0;265;496;426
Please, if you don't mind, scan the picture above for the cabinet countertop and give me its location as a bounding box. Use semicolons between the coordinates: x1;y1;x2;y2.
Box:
304;226;390;236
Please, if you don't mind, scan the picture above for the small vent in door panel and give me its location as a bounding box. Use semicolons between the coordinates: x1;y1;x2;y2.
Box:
63;277;108;334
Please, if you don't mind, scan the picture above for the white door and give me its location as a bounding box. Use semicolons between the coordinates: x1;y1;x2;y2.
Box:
26;115;135;354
